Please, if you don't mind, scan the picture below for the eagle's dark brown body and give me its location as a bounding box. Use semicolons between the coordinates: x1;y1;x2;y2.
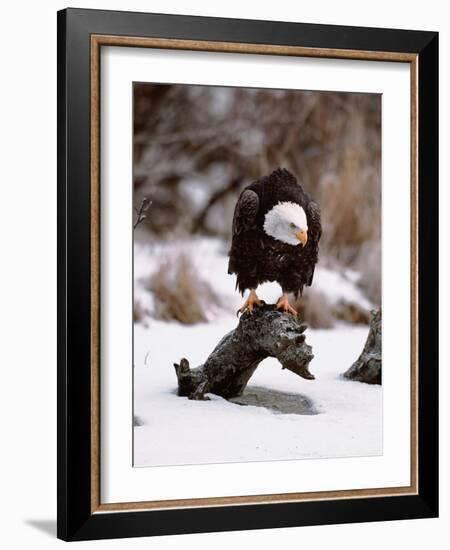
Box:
228;169;322;297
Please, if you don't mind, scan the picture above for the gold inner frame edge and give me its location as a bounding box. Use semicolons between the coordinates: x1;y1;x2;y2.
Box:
90;34;419;514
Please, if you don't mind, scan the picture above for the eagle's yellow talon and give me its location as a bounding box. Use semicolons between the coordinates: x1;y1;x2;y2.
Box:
238;289;263;316
276;293;298;316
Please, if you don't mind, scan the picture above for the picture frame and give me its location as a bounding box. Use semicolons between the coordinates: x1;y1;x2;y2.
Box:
57;7;438;541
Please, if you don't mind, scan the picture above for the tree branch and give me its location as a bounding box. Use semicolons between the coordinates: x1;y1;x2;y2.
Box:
133;197;151;230
173;305;315;400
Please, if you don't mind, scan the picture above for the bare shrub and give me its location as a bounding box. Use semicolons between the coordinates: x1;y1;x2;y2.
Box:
133;300;145;323
293;288;371;328
133;415;144;427
355;240;382;306
149;253;221;324
293;289;335;329
316;108;381;265
333;300;371;325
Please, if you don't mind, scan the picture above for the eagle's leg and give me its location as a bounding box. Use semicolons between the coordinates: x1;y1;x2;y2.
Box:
238;288;263;315
276;293;298;316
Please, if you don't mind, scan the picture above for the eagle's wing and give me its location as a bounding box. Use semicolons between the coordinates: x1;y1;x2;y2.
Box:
305;200;322;286
232;189;260;236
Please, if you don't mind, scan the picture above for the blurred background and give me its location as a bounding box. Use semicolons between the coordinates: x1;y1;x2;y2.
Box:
133;83;381;328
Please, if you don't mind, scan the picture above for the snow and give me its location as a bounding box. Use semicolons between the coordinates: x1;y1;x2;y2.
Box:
314;267;372;309
133;237;381;467
133;318;382;467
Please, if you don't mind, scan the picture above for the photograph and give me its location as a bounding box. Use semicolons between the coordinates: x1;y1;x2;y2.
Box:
132;83;383;467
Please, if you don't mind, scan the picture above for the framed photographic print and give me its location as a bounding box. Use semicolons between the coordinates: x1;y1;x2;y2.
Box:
57;8;438;541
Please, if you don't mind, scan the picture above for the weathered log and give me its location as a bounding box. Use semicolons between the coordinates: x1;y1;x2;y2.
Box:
173;304;314;400
343;309;381;384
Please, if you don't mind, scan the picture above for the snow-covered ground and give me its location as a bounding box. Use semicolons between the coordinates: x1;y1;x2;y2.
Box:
133;237;382;467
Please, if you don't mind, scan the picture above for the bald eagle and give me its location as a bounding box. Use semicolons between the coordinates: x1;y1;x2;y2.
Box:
228;168;322;315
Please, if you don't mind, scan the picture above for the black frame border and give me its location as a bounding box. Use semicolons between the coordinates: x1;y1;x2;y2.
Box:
57;8;438;541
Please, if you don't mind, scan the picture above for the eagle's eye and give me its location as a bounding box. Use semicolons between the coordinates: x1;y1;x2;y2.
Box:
289;222;296;229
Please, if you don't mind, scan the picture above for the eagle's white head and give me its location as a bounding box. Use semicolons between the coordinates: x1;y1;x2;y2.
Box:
263;201;308;246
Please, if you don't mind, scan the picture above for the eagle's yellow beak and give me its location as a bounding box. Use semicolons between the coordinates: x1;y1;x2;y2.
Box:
296;230;308;246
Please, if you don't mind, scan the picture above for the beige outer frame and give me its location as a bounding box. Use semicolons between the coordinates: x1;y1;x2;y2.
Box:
90;35;419;514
